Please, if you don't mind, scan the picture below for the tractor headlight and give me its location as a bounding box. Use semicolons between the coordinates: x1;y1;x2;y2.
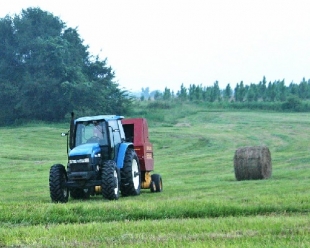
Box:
69;158;90;164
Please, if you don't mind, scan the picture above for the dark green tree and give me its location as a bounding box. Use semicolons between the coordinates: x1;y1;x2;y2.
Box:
258;76;267;100
223;83;232;101
298;78;308;99
188;84;196;101
0;8;130;124
210;81;221;102
162;87;172;101
275;80;287;101
234;81;246;102
288;82;299;96
266;82;276;101
188;84;203;101
195;85;204;101
306;79;310;99
246;84;258;102
177;83;187;101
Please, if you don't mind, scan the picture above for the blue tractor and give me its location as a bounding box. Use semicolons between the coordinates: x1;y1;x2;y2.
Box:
49;112;162;203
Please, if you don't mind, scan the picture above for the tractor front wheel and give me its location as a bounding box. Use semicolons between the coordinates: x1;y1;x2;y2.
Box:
49;164;69;203
150;174;163;193
121;148;141;196
101;160;120;200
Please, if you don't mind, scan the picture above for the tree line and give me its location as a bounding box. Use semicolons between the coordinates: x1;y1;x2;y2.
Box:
140;76;310;111
0;8;132;125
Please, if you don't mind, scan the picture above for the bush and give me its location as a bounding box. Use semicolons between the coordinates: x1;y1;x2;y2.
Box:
282;96;302;111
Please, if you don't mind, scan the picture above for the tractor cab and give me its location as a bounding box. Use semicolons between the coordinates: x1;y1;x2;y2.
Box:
69;115;125;162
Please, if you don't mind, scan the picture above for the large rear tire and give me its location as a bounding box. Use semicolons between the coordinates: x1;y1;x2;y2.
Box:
49;164;69;203
121;148;141;196
101;160;120;200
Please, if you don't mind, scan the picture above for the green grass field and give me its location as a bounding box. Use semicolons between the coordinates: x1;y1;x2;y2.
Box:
0;105;309;247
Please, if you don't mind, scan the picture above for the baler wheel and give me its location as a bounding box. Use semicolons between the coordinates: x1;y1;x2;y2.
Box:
49;164;69;203
150;174;163;193
101;160;120;200
121;148;141;196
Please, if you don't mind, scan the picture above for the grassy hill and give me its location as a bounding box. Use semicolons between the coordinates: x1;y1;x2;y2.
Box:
0;102;309;247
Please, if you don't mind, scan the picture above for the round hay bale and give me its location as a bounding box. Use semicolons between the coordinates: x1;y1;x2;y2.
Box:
233;146;272;181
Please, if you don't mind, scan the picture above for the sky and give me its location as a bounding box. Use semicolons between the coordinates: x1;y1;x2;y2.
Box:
1;0;310;93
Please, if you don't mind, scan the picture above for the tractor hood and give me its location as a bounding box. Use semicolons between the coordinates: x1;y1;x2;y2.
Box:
69;143;101;157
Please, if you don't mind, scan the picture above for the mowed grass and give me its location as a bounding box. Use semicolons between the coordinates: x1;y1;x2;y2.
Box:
0;108;310;247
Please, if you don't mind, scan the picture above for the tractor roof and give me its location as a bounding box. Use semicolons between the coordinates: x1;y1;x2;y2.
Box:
75;115;124;123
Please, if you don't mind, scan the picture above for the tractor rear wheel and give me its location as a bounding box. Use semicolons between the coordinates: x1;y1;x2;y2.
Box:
49;164;69;203
121;148;141;196
150;174;163;193
101;160;120;200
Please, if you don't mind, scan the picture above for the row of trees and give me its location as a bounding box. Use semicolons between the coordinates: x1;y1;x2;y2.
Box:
0;8;132;125
141;76;310;103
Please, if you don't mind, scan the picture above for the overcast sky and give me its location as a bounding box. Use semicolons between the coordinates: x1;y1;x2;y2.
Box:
1;0;310;92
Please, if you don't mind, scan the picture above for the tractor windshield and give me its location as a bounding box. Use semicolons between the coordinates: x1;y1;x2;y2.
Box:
75;120;108;146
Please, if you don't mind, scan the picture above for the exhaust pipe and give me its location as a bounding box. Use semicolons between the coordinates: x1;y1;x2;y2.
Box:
69;112;75;150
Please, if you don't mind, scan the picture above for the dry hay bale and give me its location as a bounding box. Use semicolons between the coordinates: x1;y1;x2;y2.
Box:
233;146;272;181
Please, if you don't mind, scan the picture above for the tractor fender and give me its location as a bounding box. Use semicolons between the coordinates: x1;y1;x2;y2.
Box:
116;143;133;169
